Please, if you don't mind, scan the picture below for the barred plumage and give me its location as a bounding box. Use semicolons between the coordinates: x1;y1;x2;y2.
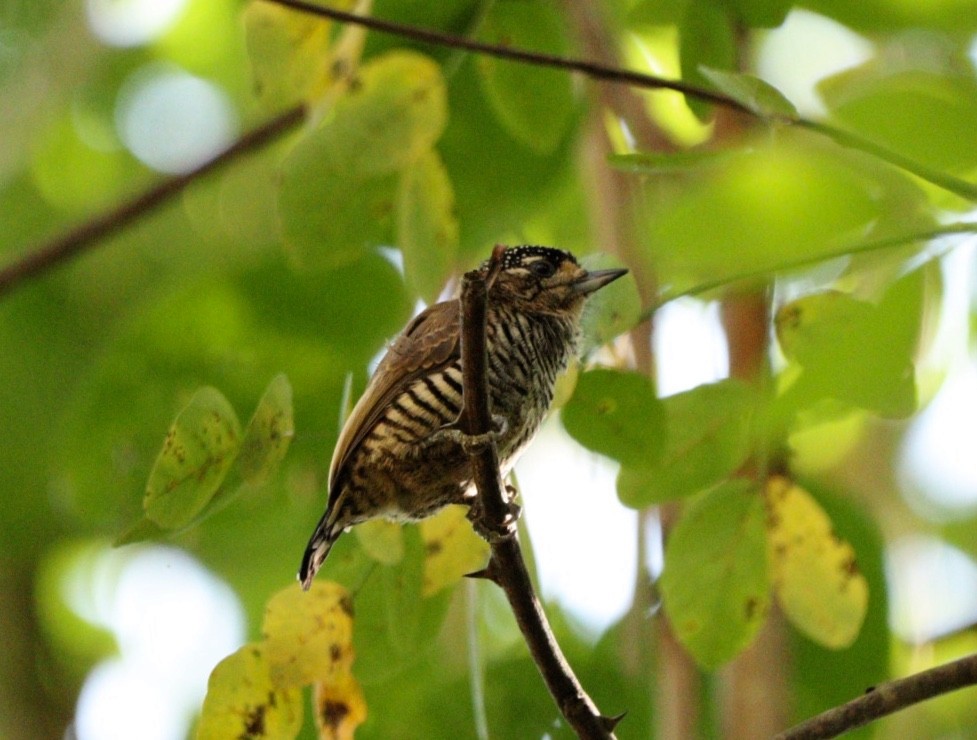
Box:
299;246;627;588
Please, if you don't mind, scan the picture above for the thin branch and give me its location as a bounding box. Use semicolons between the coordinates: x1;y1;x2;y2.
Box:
637;221;977;320
265;0;977;203
0;105;305;299
775;652;977;740
457;246;617;740
795;119;977;203
267;0;748;112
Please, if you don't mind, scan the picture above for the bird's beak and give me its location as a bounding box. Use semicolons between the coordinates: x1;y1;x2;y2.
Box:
572;267;629;295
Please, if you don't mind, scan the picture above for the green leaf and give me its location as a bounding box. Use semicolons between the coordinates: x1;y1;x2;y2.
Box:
728;0;794;28
438;56;576;261
616;380;754;507
237;373;294;487
396;149;459;303
775;269;924;417
354;519;405;565
279;51;448;268
241;1;333;111
679;2;735;119
660;481;771;669
561;368;666;469
143;387;241;529
352;526;453;684
579;254;641;353
649;137;892;293
801;0;977;35
700;66;799;119
819;60;977;174
476;0;577;154
196;644;303;740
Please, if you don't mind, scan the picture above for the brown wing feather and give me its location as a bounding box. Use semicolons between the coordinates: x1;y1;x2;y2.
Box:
328;299;461;490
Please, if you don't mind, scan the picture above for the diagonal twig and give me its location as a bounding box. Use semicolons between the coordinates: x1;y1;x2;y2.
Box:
775;652;977;739
457;245;619;739
0;105;305;299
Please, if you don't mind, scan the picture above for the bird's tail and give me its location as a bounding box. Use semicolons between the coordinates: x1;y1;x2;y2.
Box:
298;513;341;590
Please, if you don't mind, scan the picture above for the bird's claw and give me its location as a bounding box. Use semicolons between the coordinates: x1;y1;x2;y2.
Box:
425;414;508;452
466;490;521;543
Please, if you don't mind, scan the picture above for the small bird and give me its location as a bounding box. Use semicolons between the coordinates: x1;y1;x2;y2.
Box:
299;245;627;588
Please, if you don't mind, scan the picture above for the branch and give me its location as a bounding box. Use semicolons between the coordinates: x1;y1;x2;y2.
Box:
457;245;619;740
266;0;977;203
630;220;977;323
0;105;305;299
775;652;977;739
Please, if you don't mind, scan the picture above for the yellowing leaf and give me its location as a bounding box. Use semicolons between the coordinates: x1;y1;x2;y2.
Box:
242;1;332;110
262;582;355;688
238;374;295;486
355;519;404;565
196;644;302;740
314;672;368;740
144;387;241;529
419;505;489;596
765;476;868;649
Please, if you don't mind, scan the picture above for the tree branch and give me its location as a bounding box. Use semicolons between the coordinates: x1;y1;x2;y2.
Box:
266;0;977;203
775;652;977;740
457;245;618;740
0;105;305;299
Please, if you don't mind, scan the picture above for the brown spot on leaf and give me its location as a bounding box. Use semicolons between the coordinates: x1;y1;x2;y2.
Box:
329;643;342;663
321;700;350;729
242;704;266;738
425;540;443;556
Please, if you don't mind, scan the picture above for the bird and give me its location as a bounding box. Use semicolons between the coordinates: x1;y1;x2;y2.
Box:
299;245;627;589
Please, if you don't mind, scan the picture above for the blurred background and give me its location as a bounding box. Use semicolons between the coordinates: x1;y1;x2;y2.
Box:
2;0;977;738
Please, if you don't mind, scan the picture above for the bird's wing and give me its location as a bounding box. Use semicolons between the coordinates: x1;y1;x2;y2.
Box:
328;299;461;490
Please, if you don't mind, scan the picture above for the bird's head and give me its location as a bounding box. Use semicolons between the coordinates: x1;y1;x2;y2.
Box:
485;245;628;317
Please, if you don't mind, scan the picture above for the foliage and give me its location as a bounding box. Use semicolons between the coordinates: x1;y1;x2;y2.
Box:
3;0;977;738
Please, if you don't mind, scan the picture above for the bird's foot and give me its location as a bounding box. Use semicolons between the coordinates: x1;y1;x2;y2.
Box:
425;415;508;453
466;488;520;543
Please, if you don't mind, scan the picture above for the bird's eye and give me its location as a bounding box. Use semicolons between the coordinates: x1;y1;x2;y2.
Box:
529;260;556;278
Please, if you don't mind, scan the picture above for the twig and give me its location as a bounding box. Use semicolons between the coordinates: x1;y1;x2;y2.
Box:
268;0;746;110
0;105;305;298
631;220;977;324
457;245;618;739
265;0;977;203
775;652;977;739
